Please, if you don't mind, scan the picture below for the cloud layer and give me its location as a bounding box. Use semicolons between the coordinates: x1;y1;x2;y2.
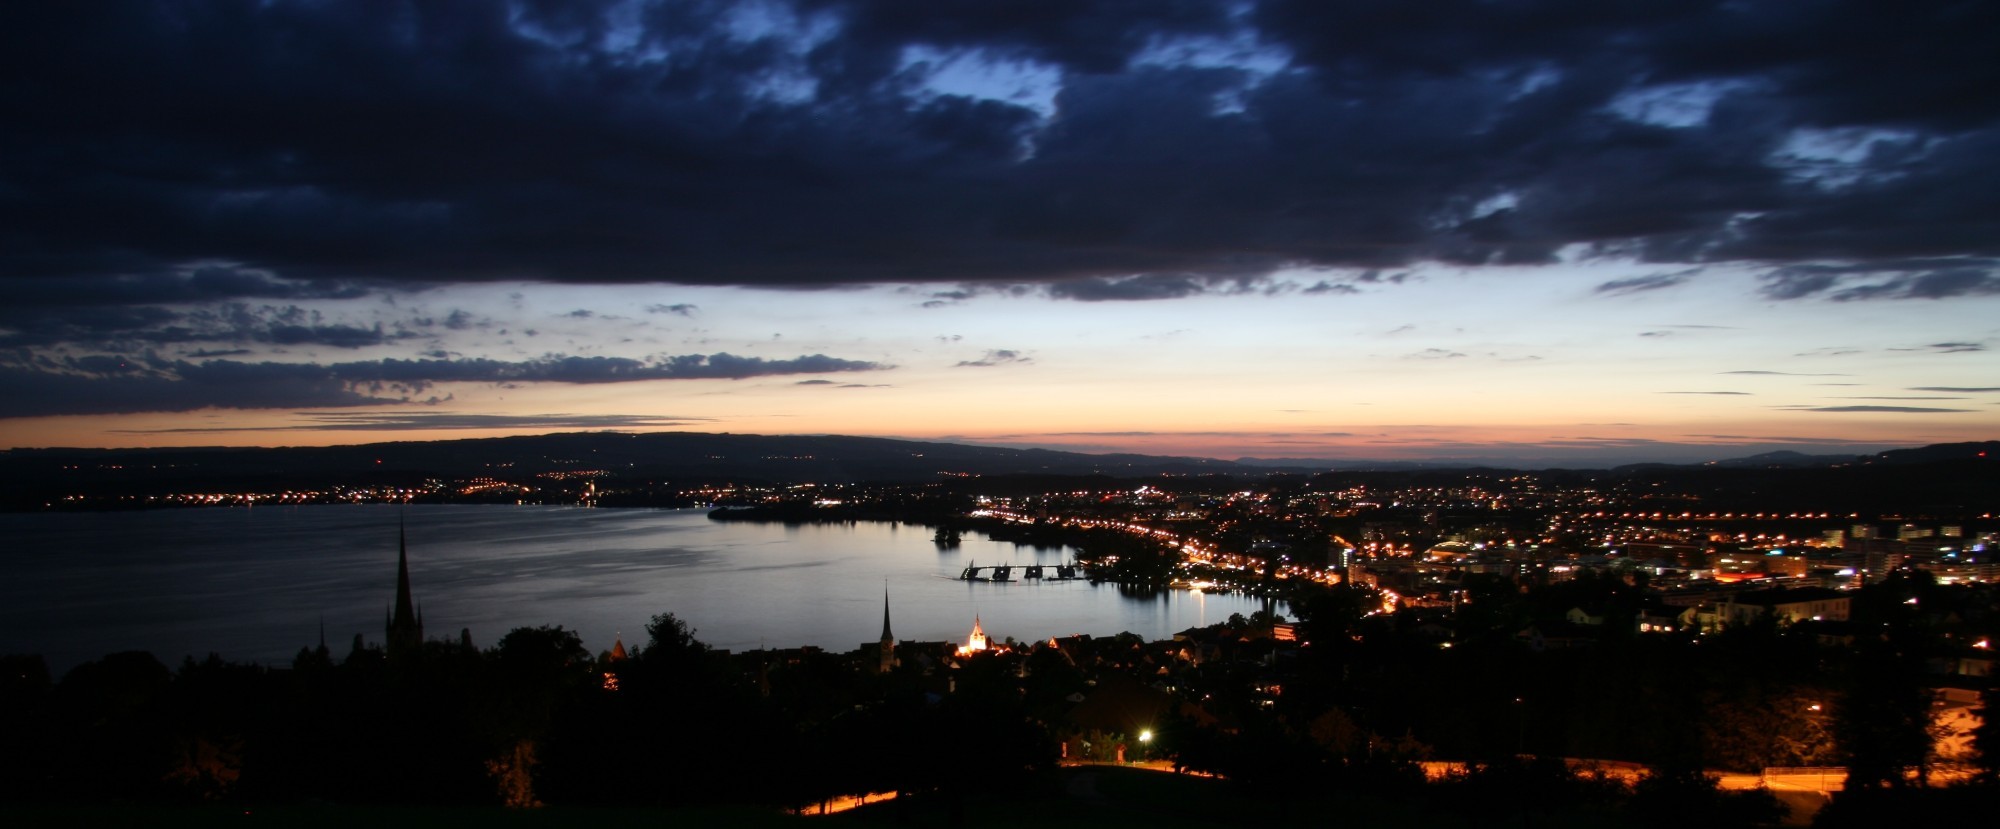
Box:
0;352;885;417
1;2;1994;451
2;1;1994;300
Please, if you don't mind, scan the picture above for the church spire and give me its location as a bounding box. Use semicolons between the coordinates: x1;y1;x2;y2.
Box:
387;513;423;655
957;614;989;656
877;586;896;674
880;586;894;642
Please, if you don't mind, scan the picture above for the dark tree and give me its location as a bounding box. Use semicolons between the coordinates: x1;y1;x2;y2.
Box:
1835;640;1934;789
0;654;54;802
1624;769;1785;829
480;624;596;805
643;611;708;666
1972;688;2000;786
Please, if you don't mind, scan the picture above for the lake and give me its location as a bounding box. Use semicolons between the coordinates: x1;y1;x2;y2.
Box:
0;504;1275;673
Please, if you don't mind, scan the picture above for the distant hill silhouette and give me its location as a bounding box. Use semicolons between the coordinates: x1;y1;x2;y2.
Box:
1703;450;1864;469
0;432;1273;503
1870;440;2000;465
3;432;1994;513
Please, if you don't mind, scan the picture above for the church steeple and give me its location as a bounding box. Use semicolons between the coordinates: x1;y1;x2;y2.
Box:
602;634;628;692
387;514;423;655
878;587;896;674
880;587;895;642
957;614;989;656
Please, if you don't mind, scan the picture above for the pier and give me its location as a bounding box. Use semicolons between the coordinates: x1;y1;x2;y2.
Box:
958;562;1085;582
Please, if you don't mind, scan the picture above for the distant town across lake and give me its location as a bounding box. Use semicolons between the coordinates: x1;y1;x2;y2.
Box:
1;505;1273;672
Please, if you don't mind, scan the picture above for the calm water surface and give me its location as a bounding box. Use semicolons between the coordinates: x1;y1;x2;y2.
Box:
1;505;1273;672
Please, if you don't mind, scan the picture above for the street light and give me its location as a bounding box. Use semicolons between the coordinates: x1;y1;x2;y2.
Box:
1139;729;1153;764
1514;698;1525;756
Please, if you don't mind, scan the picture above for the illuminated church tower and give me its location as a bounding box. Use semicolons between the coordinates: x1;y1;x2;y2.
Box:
956;615;989;656
967;615;987;651
386;518;424;656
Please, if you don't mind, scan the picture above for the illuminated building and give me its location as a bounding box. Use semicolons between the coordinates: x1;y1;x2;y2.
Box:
602;635;626;691
956;615;989;656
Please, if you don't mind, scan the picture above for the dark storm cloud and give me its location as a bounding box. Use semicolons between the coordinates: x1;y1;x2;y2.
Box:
2;268;370;308
802;0;1231;76
0;305;184;350
122;412;711;434
919;290;977;308
1786;405;1976;413
0;351;887;417
0;361;402;418
1046;274;1212;301
350;353;889;384
1683;434;1845;443
1595;273;1691;296
1034;430;1350;439
0;301;409;350
1759;260;2000;301
2;0;1996;303
955;349;1029;367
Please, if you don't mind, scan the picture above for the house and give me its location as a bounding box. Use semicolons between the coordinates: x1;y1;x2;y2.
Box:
1564;606;1605;627
1679;586;1852;632
1742;587;1851;623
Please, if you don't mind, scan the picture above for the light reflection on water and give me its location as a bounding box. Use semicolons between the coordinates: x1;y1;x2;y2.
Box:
1;505;1276;672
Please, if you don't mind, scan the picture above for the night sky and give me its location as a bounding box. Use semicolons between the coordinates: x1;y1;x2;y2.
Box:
3;1;1996;465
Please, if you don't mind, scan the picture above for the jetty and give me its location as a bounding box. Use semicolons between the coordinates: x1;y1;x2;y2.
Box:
958;561;1085;582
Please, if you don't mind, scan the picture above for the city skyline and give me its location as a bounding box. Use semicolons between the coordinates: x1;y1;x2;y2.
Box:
4;2;1996;465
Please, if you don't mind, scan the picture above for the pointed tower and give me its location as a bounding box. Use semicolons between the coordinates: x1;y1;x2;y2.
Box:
387;515;423;656
599;635;628;692
958;614;989;656
878;587;896;674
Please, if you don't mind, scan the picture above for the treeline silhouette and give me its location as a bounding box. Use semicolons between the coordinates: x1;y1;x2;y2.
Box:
0;612;1053;813
4;576;1999;825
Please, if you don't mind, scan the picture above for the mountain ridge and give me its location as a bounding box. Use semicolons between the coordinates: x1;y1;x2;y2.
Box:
4;432;1993;494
